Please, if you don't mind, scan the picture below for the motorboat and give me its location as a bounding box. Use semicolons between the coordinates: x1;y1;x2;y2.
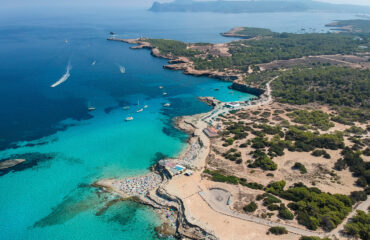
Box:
125;116;133;121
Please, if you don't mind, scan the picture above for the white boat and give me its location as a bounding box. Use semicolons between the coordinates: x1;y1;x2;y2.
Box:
88;107;96;111
119;65;125;74
163;103;171;107
91;61;96;66
159;86;163;89
162;92;168;96
50;63;71;88
143;105;148;109
137;108;144;113
125;116;134;121
123;106;130;110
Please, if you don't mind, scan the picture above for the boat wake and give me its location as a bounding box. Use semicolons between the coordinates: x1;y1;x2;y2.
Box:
118;64;125;74
50;63;71;88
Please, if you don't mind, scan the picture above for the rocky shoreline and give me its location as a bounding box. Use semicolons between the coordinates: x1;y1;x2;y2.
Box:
0;158;26;170
107;37;264;96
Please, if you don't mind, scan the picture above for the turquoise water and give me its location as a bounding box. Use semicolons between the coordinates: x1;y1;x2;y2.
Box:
0;7;359;240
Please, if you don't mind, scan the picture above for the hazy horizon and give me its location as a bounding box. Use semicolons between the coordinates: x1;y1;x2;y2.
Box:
1;0;370;9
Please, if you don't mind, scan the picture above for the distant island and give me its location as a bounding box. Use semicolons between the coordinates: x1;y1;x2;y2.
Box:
326;19;370;33
150;0;370;13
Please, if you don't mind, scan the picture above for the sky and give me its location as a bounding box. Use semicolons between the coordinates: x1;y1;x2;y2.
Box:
320;0;370;5
1;0;370;9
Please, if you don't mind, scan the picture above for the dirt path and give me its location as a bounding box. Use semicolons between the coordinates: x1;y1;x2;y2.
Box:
199;188;370;238
199;189;325;237
315;55;362;68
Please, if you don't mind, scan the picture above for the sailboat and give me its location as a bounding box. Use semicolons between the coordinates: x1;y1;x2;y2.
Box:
162;92;168;96
91;60;96;66
136;99;143;112
163;103;171;107
143;105;148;109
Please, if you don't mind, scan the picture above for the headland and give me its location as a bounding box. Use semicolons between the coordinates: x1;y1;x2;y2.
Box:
99;27;370;240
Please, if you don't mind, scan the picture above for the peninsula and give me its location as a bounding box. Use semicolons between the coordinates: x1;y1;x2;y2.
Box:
98;27;370;239
326;19;370;33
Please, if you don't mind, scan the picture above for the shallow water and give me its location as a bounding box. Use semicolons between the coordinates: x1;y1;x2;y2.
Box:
0;7;359;240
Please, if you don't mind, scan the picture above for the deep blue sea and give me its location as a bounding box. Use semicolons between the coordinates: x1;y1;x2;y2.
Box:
0;6;358;240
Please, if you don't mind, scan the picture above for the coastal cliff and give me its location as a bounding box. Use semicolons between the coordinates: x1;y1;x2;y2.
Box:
231;81;265;96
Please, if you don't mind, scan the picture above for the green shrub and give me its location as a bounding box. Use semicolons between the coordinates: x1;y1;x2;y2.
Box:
271;66;370;108
240;181;264;190
341;147;369;188
286;127;344;151
332;107;370;125
251;136;269;149
334;158;346;170
288;110;334;130
222;149;242;162
268;226;288;235
278;204;294;220
270;183;352;230
293;162;307;174
146;39;200;57
344;210;370;240
312;149;331;159
243;201;258;212
249;150;278;171
266;180;286;194
350;191;367;202
300;237;331;240
263;194;282;206
203;169;239;185
345;126;367;135
223;137;235;146
267;204;280;211
363;148;370;156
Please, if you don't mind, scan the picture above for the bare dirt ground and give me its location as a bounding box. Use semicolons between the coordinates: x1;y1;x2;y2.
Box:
205;102;368;229
258;54;370;71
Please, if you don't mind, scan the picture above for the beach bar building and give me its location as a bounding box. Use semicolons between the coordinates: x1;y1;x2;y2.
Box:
158;159;187;178
203;126;219;138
